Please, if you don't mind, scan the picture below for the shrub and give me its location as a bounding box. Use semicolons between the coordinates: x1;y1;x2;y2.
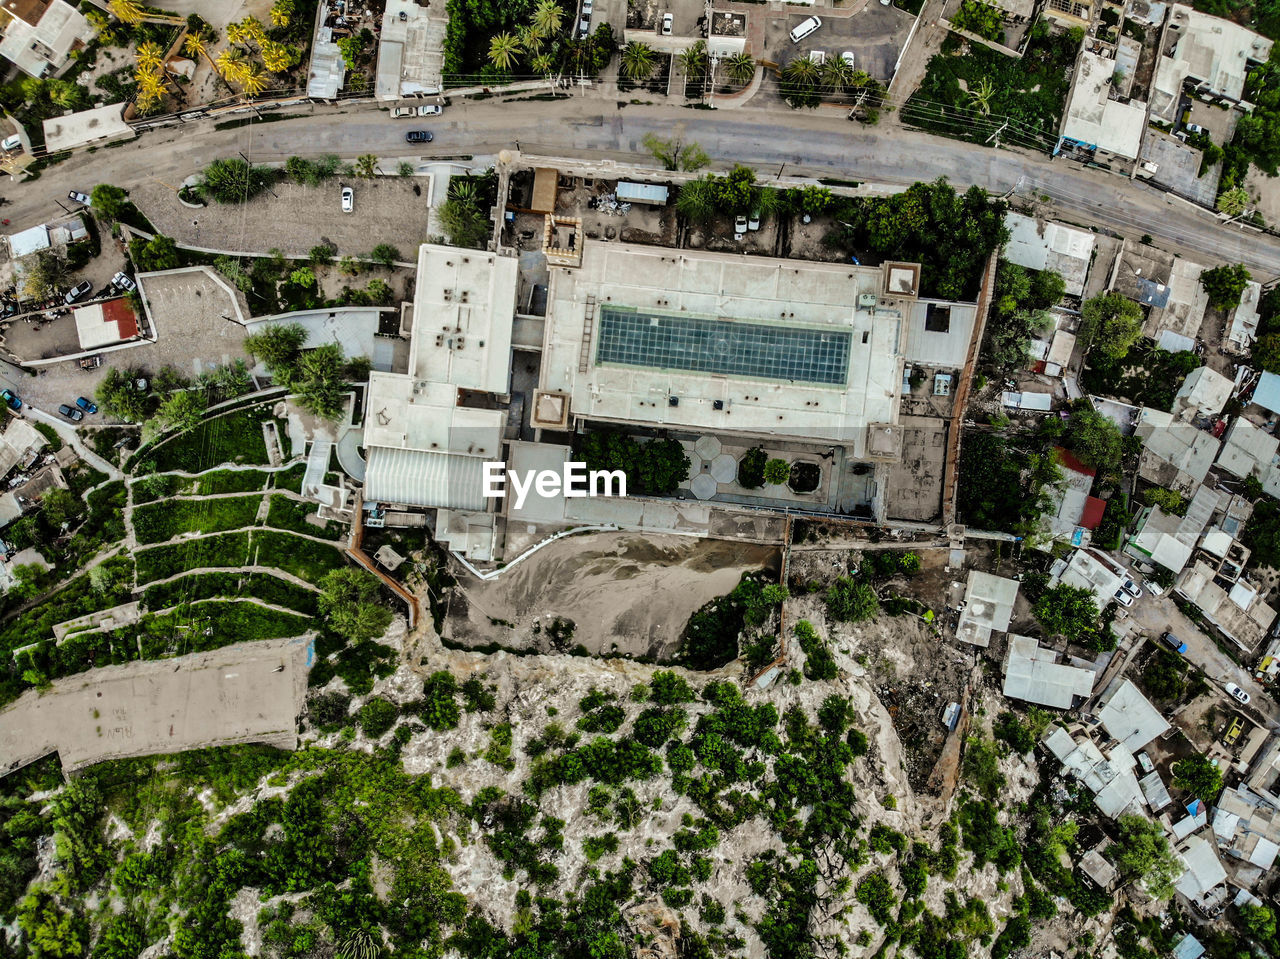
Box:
826;575;879;622
358;697;398;738
421;671;460;730
855;872;897;925
737;447;766;488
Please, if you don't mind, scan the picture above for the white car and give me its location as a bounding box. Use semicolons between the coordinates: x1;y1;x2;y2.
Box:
391;106;415;118
734;214;748;235
111;271;136;292
1121;578;1142;598
789;15;821;42
417;104;443;116
1225;682;1251;705
583;0;593;14
748;210;761;231
1113;589;1134;608
1145;580;1164;596
341;186;354;213
841;51;856;68
661;12;673;35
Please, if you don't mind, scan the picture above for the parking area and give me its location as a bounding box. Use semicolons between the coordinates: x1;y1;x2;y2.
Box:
1140;128;1220;207
770;4;914;82
1187;100;1238;146
133;175;437;259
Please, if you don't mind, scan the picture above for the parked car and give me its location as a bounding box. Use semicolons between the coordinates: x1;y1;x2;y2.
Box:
341;186;354;213
579;16;590;36
841;51;856;67
789;15;821;42
662;12;673;34
1113;589;1134;608
67;190;91;206
1;389;20;411
1121;578;1142;598
57;403;84;422
404;130;433;143
1185;122;1207;136
582;0;593;14
1137;751;1154;773
748;209;761;231
75;396;97;414
1225;682;1251;705
1159;631;1188;654
1;134;21;153
63;280;92;305
1145;580;1165;596
391;105;416;118
112;272;136;292
416;104;443;116
734;214;748;235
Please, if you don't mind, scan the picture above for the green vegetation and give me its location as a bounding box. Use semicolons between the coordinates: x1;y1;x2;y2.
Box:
143;572;318;616
1200;262;1252;310
132;495;262;545
1079;292;1144;360
957;430;1061;533
1110;814;1182;899
952;0;1005;42
243;325;361;421
1171;752;1225;800
265;495;345;540
904;23;1081;154
982;261;1064;373
436;172;498;249
143;409;271;472
1081;339;1203;410
678;573;784;670
135;531;345;584
577;429;691;497
1033;584;1100;644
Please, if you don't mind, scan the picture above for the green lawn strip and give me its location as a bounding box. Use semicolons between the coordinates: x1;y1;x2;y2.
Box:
38;601;312;684
132;495;264;546
142;409;271;473
0;556;136;662
264;494;345;541
196;469;275;496
131;474;191;504
135;530;345;584
275;462;307;492
142;571;319;616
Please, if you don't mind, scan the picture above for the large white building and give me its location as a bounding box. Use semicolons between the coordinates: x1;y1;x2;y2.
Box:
0;0;93;78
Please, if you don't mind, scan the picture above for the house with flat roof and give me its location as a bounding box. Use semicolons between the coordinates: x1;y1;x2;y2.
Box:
1002;635;1096;708
0;0;93;78
1174;367;1233;422
1150;5;1273;125
1177;559;1276;651
73;299;139;351
1230;281;1264;355
1217;417;1280;496
1135;407;1220;494
1002;213;1095;297
1051;546;1125;608
375;0;445;99
1042;724;1147;818
1060;49;1149;162
1175;834;1230;914
362;245;516;518
954;570;1019;648
1213;784;1280;872
1096;678;1170;751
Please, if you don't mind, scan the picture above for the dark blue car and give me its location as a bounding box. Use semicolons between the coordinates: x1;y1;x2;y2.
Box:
76;397;97;414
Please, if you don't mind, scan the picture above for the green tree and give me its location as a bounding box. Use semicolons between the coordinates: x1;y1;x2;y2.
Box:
725;52;756;85
42;487;83;528
763;458;790;485
577;430;690;496
1110;814;1181;899
370;243;400;267
20;251;71;300
642;133;710;172
130;234;180;272
318;568;393;642
1199;263;1251;311
291;343;348;420
354;154;378;180
289;266;317;288
95;367;147;420
952;0;1005;41
1079;292;1143;359
1217;186;1250;217
1061;401;1124;474
244;323;307;378
1171;752;1224;800
488;31;522;71
151;390;206;437
89;184;129;221
675;178;717;223
1033;584;1098;642
437;197;491;249
1254;331;1280;374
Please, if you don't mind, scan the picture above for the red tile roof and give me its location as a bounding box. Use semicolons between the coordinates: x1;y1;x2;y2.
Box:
1079;496;1107;530
101;298;138;340
1053;445;1096;478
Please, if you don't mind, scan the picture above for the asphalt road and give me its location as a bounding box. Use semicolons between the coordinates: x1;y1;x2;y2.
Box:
6;97;1280;275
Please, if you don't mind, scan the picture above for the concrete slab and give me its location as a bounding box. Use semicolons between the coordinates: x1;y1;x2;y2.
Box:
0;636;310;775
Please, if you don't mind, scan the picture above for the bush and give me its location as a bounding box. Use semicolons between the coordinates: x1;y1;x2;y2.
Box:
795;619;837;680
826;575;879;622
855;872;897;925
420;671;460;730
577;430;690;497
763;458;790;485
737;447;766;488
358;697;398;738
308;690;351;729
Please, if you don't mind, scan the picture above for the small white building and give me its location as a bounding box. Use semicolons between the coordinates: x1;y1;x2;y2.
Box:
1061;49;1148;161
1095;678;1170;752
1002;213;1095;297
1002;635;1095;708
1173;367;1233;422
955;570;1020;648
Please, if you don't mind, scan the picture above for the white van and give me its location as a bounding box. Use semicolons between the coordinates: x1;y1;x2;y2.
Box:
789;15;821;43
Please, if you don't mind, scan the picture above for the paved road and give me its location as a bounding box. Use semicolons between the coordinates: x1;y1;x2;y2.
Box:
1128;591;1280;728
7;98;1280;275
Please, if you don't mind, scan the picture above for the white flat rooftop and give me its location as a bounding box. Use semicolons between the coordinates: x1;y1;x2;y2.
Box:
540;243;908;450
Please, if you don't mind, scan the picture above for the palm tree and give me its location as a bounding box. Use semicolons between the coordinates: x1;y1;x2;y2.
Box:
532;52;555;76
725;52;755;85
227;20;250;45
242;17;268;48
216;48;246;81
488;32;522;71
781;55;820;87
518;25;545;56
821;57;855;93
968;76;994;115
261;41;297;73
620;41;656;81
238;65;269;96
449;179;478;208
355;154;378;179
532;0;564;38
134;68;165;112
108;0;144;25
678;41;707;79
269;0;293;28
136;41;164;72
675;178;716;223
183;33;215;71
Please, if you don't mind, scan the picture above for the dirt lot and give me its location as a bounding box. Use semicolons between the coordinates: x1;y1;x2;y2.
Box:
440;532;780;659
134;176;437;259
